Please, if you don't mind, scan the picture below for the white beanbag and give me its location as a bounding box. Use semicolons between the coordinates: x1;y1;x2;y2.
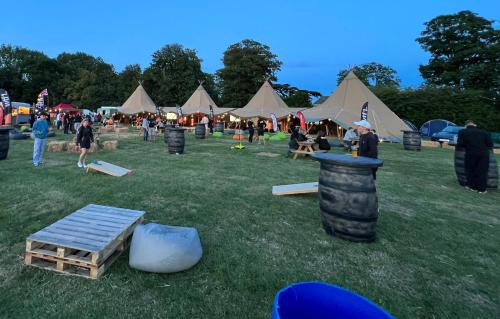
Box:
129;223;202;273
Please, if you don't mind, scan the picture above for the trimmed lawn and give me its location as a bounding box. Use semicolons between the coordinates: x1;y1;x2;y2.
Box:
0;130;499;318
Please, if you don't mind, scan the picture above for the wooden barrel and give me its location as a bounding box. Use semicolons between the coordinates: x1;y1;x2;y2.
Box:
163;124;175;144
455;147;498;188
313;153;383;242
166;128;185;154
0;128;11;160
402;130;421;151
214;122;224;133
195;123;206;139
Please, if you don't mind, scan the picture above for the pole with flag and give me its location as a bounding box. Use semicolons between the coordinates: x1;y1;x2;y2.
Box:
0;88;12;126
35;88;48;114
270;113;278;132
176;104;183;126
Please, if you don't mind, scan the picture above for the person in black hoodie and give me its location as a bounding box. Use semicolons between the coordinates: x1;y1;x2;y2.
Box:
354;120;378;179
456;120;493;193
76;118;94;168
315;130;331;151
288;126;307;156
247;120;255;143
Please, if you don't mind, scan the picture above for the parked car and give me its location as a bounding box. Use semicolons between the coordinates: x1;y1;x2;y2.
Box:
431;125;464;141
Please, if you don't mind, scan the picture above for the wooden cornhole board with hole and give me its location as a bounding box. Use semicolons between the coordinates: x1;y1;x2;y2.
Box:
86;160;132;177
272;182;319;195
25;204;145;279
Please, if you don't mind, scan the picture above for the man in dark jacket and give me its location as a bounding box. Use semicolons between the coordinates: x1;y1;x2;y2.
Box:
354;120;378;179
456;120;493;193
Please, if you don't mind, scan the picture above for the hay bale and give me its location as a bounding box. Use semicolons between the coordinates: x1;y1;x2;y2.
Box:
115;127;128;134
102;140;118;150
67;143;81;153
421;140;439;148
99;126;114;134
47;141;67;152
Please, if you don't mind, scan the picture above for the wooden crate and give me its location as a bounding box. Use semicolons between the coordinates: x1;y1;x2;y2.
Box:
25;204;145;279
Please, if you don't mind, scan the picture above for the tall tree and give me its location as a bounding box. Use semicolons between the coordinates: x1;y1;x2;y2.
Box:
142;44;207;106
416;11;499;93
273;83;321;108
217;39;282;107
337;62;400;87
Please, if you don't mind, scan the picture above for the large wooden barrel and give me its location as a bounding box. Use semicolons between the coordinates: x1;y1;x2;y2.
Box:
195;123;206;139
166;128;185;154
455;147;498;189
313;153;383;242
0;128;11;160
215;122;224;133
402;130;421;151
163;124;175;144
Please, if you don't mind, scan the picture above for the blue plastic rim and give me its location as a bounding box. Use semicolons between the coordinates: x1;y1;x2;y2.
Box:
272;282;394;319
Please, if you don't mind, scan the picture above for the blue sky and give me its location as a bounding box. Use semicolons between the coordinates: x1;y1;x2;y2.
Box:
1;0;498;95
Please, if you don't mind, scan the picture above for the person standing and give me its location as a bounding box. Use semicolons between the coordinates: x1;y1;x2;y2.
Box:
343;127;357;151
354;120;378;179
76;118;94;168
56;112;62;130
32;112;49;166
201;115;209;137
74;113;82;133
62;113;69;134
456;120;493;193
257;120;266;144
142;116;149;141
247;120;255;143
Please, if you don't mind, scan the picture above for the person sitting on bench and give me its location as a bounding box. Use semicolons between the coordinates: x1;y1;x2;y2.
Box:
288;126;307;156
315;130;331;151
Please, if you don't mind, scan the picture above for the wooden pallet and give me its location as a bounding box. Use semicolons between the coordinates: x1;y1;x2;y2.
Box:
25;204;145;279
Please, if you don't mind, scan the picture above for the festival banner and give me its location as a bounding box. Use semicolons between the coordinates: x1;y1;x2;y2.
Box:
360;102;368;120
176;105;183;124
209;105;214;119
0;89;12;114
270;113;278;132
297;111;306;130
35;88;48;112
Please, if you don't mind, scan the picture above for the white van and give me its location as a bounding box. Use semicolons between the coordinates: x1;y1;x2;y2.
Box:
97;106;122;118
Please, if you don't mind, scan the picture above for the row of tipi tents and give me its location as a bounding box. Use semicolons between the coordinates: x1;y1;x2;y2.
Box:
119;71;409;141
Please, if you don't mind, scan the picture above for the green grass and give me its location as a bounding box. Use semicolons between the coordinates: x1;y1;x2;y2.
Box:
0;130;499;318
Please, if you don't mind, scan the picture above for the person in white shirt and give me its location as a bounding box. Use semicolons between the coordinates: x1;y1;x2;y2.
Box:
343;127;358;151
142;117;150;141
201;115;209;136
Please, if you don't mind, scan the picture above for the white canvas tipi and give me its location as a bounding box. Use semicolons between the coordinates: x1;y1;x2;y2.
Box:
120;85;157;115
302;71;409;141
181;84;231;116
230;80;293;120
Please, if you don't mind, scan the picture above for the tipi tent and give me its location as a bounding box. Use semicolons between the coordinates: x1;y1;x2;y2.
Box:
181;84;232;116
230;80;293;120
302;71;409;142
120;85;157;115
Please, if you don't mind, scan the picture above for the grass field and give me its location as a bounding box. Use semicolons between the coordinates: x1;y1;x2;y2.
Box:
0;130;499;318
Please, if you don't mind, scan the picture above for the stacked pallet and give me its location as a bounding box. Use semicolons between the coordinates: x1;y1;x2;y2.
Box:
25;204;145;279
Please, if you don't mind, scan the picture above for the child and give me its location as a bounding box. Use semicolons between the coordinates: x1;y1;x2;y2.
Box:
76;118;94;168
32;112;49;166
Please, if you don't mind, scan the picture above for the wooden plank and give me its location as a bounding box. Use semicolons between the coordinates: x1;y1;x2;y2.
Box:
56;219;121;233
71;210;134;224
64;215;126;229
86;160;132;177
272;182;319;196
36;229;109;246
85;204;144;218
27;232;102;252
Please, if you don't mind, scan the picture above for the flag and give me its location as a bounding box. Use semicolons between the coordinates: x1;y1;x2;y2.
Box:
35;88;48;111
360;102;368;120
270;113;278;132
0;89;12;114
297;111;306;130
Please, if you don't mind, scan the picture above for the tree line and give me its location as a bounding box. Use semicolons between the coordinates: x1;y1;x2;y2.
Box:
0;11;498;130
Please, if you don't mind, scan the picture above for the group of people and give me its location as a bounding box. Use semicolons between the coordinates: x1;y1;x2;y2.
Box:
32;112;94;168
247;120;266;144
140;116;168;142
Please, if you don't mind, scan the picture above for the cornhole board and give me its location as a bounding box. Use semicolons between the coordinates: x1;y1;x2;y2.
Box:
25;204;145;279
86;160;132;177
272;182;318;195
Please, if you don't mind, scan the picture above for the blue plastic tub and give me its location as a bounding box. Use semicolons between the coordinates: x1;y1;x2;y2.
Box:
272;282;393;319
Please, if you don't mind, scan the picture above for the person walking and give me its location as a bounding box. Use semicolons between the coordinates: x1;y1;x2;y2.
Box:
354;120;378;180
76;118;94;168
74;113;82;133
247;120;255;143
142;116;149;141
456;120;493;193
32;112;49;166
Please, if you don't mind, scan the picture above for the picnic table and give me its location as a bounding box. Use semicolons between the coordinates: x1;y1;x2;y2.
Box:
292;140;326;159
